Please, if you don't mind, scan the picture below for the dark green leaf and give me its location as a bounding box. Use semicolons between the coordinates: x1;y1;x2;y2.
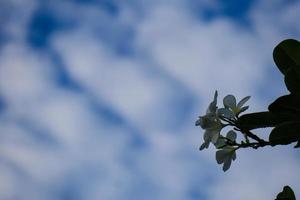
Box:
275;185;296;200
236;112;292;130
269;121;300;146
284;68;300;94
273;39;300;76
268;94;300;114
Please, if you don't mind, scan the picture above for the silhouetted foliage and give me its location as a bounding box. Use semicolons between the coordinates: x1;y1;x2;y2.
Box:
196;39;300;199
276;186;296;200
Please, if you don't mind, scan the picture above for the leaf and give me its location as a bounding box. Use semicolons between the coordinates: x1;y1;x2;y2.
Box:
268;94;300;114
294;140;300;148
284;68;300;94
273;39;300;76
236;112;292;130
275;185;296;200
269;121;300;146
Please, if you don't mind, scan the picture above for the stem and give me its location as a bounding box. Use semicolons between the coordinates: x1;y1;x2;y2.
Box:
230;140;270;149
243;134;250;143
219;116;235;126
219;116;271;149
242;129;266;143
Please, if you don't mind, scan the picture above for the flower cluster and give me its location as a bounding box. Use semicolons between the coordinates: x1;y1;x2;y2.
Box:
195;91;223;150
195;91;250;171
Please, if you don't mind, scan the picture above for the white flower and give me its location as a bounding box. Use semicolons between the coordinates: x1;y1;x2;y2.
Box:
200;127;223;150
215;130;237;171
216;146;237;171
195;91;218;128
196;91;223;150
215;130;237;149
223;95;251;116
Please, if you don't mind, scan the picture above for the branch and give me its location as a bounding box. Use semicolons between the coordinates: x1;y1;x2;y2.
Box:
228;140;270;149
241;129;267;143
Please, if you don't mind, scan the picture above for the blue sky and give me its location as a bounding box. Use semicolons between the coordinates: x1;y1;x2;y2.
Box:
0;0;300;199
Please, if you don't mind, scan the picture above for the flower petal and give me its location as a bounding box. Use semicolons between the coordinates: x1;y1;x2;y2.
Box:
215;137;226;148
238;106;249;114
213;90;218;102
199;141;209;150
222;158;232;172
207;91;218;113
232;152;237;161
216;147;236;169
211;130;220;143
197;115;215;129
237;96;251;108
218;108;235;119
203;129;220;144
226;130;237;141
195;118;201;126
216;149;227;164
203;130;210;141
223;95;236;109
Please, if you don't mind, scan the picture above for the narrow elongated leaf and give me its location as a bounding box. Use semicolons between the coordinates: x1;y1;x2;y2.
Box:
236;112;292;130
269;121;300;146
268;94;300;114
275;185;296;200
273;39;300;76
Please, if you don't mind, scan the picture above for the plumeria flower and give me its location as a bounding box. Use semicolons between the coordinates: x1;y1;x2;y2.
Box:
196;91;224;150
215;130;237;171
214;130;237;149
216;146;237;171
223;95;251;116
199;126;223;150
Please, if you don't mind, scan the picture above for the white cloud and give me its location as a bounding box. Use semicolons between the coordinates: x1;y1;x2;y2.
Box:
0;43;56;105
207;147;300;200
135;5;269;99
51;29;185;131
0;0;300;200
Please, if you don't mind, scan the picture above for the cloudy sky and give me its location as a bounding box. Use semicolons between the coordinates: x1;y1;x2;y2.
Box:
0;0;300;199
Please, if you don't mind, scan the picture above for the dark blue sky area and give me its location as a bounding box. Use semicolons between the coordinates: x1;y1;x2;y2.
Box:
190;0;256;24
26;0;257;48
